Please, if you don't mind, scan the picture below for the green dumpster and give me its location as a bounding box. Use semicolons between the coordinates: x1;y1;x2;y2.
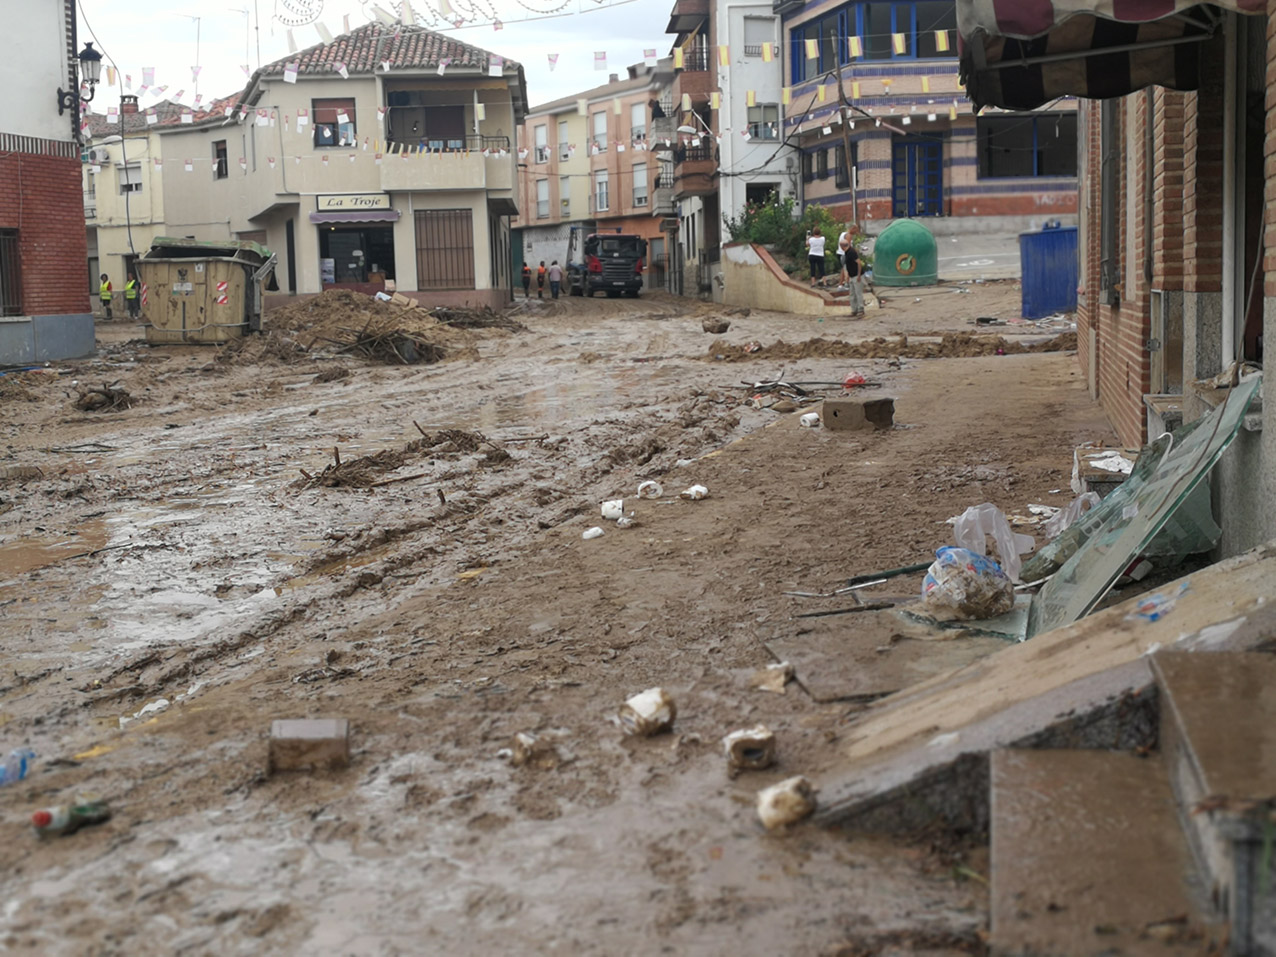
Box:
872;219;938;287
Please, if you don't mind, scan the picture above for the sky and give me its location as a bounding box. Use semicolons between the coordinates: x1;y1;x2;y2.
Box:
77;0;674;112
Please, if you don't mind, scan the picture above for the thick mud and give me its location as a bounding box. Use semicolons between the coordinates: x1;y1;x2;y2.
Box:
0;287;1106;954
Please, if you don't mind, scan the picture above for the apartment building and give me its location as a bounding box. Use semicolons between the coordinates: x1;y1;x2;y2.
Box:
156;22;526;309
777;0;1077;228
512;64;668;285
0;0;94;362
664;0;796;295
82;97;184;308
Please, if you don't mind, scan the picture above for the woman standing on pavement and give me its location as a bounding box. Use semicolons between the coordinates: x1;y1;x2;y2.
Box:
806;227;826;287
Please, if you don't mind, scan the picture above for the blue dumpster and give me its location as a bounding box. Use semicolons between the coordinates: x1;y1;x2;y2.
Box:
1019;222;1078;319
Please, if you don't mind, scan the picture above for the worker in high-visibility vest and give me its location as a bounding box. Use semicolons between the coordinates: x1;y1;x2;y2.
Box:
124;273;140;319
98;273;113;320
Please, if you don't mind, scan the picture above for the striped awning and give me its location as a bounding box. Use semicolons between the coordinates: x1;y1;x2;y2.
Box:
957;1;1264;110
309;210;401;225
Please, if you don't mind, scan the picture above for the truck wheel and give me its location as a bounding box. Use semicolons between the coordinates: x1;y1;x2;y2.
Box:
624;290;640;298
571;281;582;297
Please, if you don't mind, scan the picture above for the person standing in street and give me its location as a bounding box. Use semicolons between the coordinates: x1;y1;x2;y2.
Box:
521;262;532;298
536;261;547;299
843;237;865;317
806;228;826;287
548;260;564;299
98;273;113;319
124;272;140;319
836;225;853;287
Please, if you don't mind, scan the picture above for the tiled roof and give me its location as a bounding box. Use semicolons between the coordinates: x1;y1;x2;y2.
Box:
259;21;518;76
85;100;184;136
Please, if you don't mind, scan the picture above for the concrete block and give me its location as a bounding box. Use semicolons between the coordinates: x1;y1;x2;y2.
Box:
33;313;96;361
0;319;36;365
269;718;350;772
820;397;895;431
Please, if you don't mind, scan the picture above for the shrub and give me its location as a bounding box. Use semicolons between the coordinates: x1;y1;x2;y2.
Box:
725;194;871;280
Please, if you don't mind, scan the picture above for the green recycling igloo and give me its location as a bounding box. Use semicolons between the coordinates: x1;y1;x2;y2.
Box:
872;219;938;287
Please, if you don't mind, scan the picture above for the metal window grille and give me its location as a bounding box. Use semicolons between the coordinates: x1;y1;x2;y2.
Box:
414;210;475;290
0;229;21;316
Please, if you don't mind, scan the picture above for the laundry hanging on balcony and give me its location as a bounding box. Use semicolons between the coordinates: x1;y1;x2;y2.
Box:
956;0;1264;110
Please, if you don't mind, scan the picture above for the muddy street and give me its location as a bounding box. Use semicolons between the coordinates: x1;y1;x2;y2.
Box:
1;286;1108;954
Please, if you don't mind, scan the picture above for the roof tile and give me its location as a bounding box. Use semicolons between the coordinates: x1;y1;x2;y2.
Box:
261;21;518;76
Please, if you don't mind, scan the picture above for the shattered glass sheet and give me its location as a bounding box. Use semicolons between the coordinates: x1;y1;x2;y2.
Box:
1026;377;1261;639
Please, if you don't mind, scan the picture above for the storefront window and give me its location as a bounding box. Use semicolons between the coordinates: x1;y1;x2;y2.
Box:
319;225;395;284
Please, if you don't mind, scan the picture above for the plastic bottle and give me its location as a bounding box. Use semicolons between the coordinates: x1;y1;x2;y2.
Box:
0;748;35;787
31;798;111;837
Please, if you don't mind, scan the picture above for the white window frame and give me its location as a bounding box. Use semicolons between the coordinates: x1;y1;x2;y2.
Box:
592;111;608;152
632;163;648;207
118;163;143;194
594;169;609;211
630;102;646;142
747;105;780;140
558;119;570;159
534;124;549;164
536;179;550;219
560;175;571;215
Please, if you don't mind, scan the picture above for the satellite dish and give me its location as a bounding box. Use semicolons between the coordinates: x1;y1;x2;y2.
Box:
676;125;696;134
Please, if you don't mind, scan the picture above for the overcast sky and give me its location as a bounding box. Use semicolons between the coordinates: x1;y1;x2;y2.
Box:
76;0;671;112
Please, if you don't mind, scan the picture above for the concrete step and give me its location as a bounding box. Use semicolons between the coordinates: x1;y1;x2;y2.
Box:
990;748;1219;956
1153;651;1276;955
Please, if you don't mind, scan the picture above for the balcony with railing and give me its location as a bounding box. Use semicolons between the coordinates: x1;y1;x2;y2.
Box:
672;143;718;198
672;48;714;101
378;134;512;192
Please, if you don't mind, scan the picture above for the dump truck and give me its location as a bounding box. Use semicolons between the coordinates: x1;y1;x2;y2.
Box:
137;237;277;344
565;226;647;298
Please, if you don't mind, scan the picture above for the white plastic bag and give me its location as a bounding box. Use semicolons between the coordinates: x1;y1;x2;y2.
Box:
1042;491;1100;540
951;503;1035;582
921;547;1014;620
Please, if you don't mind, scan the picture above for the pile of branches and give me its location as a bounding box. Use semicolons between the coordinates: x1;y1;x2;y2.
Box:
74;382;134;412
314;320;445;365
430;306;527;332
294;446;414;490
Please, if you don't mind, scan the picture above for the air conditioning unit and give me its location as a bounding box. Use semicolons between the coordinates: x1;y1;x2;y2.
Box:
88;147;111;164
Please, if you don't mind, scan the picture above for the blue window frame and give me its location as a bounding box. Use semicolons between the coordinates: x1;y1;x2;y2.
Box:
789;0;956;83
977;113;1078;178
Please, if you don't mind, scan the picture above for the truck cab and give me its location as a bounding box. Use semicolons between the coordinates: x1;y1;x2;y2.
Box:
566;226;648;298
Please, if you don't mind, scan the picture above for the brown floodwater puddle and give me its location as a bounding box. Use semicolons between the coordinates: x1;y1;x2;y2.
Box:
0;519;110;578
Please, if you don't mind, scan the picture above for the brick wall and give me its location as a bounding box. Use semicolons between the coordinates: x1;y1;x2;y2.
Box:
0;147;89;316
1076;100;1100;395
1183;43;1225;294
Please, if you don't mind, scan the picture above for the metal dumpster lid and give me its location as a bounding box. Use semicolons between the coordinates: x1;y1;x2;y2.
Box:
144;236;273;261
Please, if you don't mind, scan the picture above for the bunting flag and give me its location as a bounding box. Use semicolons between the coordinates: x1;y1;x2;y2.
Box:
746;90;755;107
644;48;657;67
437;0;453;17
493;18;503;30
617;143;625;152
124;73;132;90
284;114;290;131
284;62;298;84
316;23;333;44
742;128;751;142
377;106;386;123
673;47;683;69
594;51;607;70
241;64;251;77
335;63;349;79
709;91;721;109
153;157;162;169
949;104;958;120
105;66;116;86
287;29;297;53
381;60;391;72
181;110;193;124
781;87;791;105
107;105;118;119
349;153;357;163
142;67;155;87
226;105;235;117
437;57;451;76
145;108;157;125
935;30;950;53
375;152;383;165
817;85;827;103
848;36;863;58
239;157;247;170
489;55;504;78
805;38;818;59
548;53;559;71
322;154;329;166
718;45;729;67
184;160;193;172
761;43;773;63
296;108;309;128
256;108;270;126
851;81;861;99
191;65;202;81
476;103;487;121
193;94;203;107
173;89;185;102
921;76;931;93
343;13;351;32
822;124;832;135
892;34;906;54
681;93;691;111
902;115;912;125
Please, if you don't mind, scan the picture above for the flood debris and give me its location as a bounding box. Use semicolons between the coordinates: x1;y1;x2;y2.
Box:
679;485;709;501
74;382;133;412
636;480;663;499
295;446;414;490
702;318;731;334
31;797;111;838
509;732;561;769
619;687;676;736
723;725;776;775
582;526;605;540
312;365;351;384
430;305;527;332
756;776;817;830
709;331;1078;363
601;499;624;520
316;323;446;365
749;661;794;694
268;718;350;773
119;697;170;729
800;412;821;428
920;547;1015;621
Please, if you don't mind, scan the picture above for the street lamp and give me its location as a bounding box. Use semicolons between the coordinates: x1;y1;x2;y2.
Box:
57;42;103;115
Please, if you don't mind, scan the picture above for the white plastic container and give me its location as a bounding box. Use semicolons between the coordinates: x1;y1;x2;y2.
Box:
601;499;624;520
582;526;604;540
799;412;821;428
637;480;663;499
619;688;676;736
679;485;709;501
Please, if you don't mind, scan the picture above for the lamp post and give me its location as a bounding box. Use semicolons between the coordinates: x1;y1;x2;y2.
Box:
57;42;102;115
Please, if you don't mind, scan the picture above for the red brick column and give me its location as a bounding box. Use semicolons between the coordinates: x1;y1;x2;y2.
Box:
0;148;89;316
1183;47;1225;295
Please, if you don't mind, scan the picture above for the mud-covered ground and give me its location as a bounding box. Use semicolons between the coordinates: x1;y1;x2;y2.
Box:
0;284;1111;955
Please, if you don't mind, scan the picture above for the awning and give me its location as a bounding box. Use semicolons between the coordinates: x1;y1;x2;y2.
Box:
308;210;401;225
957;0;1263;110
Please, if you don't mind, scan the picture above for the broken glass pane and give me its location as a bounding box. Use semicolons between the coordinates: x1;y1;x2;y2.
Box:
1026;376;1261;638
